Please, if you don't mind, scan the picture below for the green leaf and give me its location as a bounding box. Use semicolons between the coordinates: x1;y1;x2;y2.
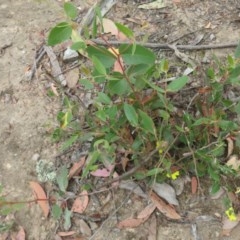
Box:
108;79;129;95
193;117;211;126
87;45;116;68
124;103;139;127
115;22;134;39
166;76;188;92
146;168;163;176
127;64;151;76
138;110;156;135
229;65;240;83
61;135;78;151
92;56;107;75
95;109;107;122
234;101;240;114
56;166;69;192
71;41;86;51
219;120;238;131
235;41;240;58
52;204;63;220
96;92;111;104
119;44;156;65
60;111;73;129
64;2;78;19
144;79;164;93
79;79;94;90
48;22;72;46
63;208;72;230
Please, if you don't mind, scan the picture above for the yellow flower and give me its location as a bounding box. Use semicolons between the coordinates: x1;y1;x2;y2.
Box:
166;171;180;180
225;207;237;221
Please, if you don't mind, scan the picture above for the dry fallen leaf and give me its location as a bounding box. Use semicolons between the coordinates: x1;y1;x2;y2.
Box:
117;218;147;229
226;155;240;171
150;191;181;220
117;203;156;228
191;176;198;194
71;190;89;214
152;182;179;205
57;231;75;237
102;18;119;37
222;216;240;236
90;168;111;177
139;0;166;9
148;214;157;240
15;226;25;240
226;136;234;158
29;181;50;218
68;157;86;179
79;219;91;236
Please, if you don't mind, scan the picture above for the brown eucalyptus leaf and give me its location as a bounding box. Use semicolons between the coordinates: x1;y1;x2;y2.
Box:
150;191;181;220
29;181;49;218
71;190;89;214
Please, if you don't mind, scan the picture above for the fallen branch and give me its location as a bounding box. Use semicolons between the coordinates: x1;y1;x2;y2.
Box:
91;39;239;51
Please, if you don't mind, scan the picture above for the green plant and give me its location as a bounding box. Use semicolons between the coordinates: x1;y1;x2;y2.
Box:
48;3;240;192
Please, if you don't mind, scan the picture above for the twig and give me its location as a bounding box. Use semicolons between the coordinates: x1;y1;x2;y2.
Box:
91;39;238;51
88;187;135;240
100;149;158;187
0;43;12;56
30;45;46;80
44;46;67;86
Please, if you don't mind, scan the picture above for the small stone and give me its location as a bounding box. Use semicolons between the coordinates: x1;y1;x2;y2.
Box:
210;33;216;41
32;153;40;161
63;47;78;62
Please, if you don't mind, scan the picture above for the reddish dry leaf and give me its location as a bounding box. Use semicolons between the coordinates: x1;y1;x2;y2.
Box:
117;31;129;41
29;181;49;218
79;219;91;236
71;190;89;213
68;157;86;179
150;191;181;220
117;217;147;229
57;231;76;237
137;203;156;219
15;226;26;240
191;176;198;194
102;18;119;37
90;168;111;177
148;214;157;240
117;203;155;229
222;217;240;236
113;57;124;73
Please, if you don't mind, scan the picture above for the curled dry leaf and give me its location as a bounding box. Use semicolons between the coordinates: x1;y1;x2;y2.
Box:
71;190;89;214
226;137;234;158
150;191;181;220
226;155;240;171
68;157;86;179
29;181;50;218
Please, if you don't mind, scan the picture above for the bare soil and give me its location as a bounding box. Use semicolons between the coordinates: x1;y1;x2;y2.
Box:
1;0;240;239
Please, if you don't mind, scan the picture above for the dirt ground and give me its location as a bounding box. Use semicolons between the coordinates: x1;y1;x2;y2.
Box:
1;0;240;239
